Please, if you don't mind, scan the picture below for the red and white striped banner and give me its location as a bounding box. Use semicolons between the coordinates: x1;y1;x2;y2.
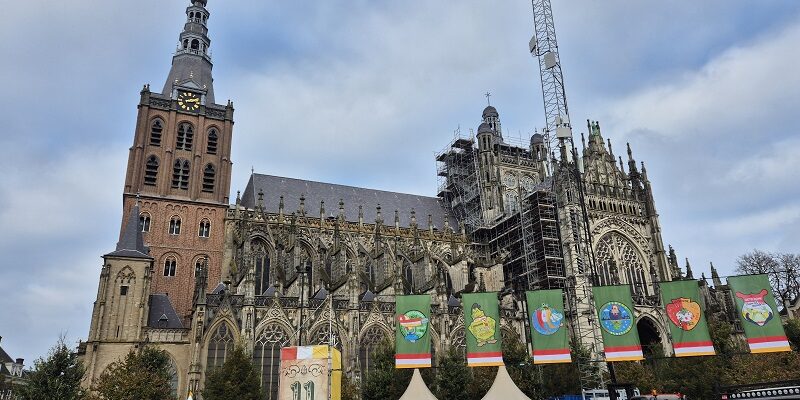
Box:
604;345;644;362
532;348;572;364
747;336;791;353
467;351;504;367
673;341;715;357
395;353;432;368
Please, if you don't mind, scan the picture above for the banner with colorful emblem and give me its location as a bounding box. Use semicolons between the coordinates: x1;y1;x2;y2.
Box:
278;345;341;400
728;274;791;353
593;285;644;362
395;294;432;368
462;292;504;367
659;280;716;357
526;289;571;364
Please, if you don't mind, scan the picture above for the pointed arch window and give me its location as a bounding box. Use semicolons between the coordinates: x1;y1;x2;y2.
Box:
139;213;151;233
144;156;159;186
176;123;194;151
163;256;177;277
169;216;181;235
253;324;290;400
149;119;163;146
171;159;190;190
594;232;648;296
194;257;207;277
359;326;387;381
202;164;215;193
206;324;235;370
166;358;179;397
252;240;270;295
207;129;218;154
198;219;210;238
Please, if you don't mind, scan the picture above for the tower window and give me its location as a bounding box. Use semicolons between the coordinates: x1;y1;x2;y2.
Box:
191;39;200;50
183;39;189;49
150;119;163;146
171;159;190;190
198;219;211;238
202;164;215;193
139;213;151;233
176;123;194;151
169;217;182;235
195;257;207;276
120;286;128;296
163;257;177;277
144;156;159;186
207;129;218;154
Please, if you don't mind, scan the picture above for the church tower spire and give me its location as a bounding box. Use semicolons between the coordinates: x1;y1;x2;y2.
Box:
163;0;216;103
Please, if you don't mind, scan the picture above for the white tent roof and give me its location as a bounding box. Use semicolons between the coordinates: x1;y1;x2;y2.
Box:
399;368;438;400
480;366;531;400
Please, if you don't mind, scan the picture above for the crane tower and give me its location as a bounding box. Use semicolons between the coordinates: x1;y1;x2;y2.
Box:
528;0;607;391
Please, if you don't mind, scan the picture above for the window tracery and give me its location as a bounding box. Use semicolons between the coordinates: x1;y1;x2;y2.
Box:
206;323;235;370
359;326;388;380
253;324;290;400
595;232;648;295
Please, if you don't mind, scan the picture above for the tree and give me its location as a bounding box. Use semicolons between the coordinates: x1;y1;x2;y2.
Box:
16;337;87;400
435;348;471;400
203;345;263;400
91;346;174;400
340;373;360;400
736;250;800;311
785;319;800;350
360;340;411;400
502;338;540;398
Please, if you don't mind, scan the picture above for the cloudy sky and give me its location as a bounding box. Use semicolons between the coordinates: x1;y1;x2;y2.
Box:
1;0;799;362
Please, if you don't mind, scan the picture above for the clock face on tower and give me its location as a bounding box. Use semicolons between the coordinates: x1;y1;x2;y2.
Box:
177;91;201;112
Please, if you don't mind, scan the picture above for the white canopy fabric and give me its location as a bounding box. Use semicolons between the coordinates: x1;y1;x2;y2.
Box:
480;366;531;400
399;368;439;400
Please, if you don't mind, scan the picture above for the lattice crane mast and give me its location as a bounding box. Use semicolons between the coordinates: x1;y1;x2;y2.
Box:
528;0;606;391
528;0;575;166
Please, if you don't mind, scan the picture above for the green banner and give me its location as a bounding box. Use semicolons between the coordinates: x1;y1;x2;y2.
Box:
593;285;644;361
462;292;504;367
395;295;432;368
659;280;715;357
526;289;571;364
728;274;791;353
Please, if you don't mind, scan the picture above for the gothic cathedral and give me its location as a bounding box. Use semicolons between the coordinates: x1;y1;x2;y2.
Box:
82;1;682;398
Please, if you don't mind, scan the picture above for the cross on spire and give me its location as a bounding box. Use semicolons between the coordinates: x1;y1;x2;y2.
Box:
485;92;492;105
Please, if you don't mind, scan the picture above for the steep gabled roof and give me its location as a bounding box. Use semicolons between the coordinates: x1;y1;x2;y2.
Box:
105;203;151;259
147;294;184;329
241;174;455;229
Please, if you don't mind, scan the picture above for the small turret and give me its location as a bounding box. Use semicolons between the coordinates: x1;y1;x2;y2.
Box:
685;258;694;279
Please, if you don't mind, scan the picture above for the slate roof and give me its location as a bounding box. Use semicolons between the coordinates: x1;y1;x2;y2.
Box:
0;345;12;364
106;203;151;259
240;174;455;229
147;294;184;329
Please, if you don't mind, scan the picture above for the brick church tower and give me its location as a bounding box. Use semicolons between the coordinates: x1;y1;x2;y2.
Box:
120;0;233;320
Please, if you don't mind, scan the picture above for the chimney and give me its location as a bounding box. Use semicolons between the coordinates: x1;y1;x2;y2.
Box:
15;358;23;366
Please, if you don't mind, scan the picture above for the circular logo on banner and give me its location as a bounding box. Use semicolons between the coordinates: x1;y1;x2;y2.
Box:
397;310;429;343
599;301;634;336
531;303;564;336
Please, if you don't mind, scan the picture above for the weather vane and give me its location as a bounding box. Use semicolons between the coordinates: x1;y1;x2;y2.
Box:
485;91;492;105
